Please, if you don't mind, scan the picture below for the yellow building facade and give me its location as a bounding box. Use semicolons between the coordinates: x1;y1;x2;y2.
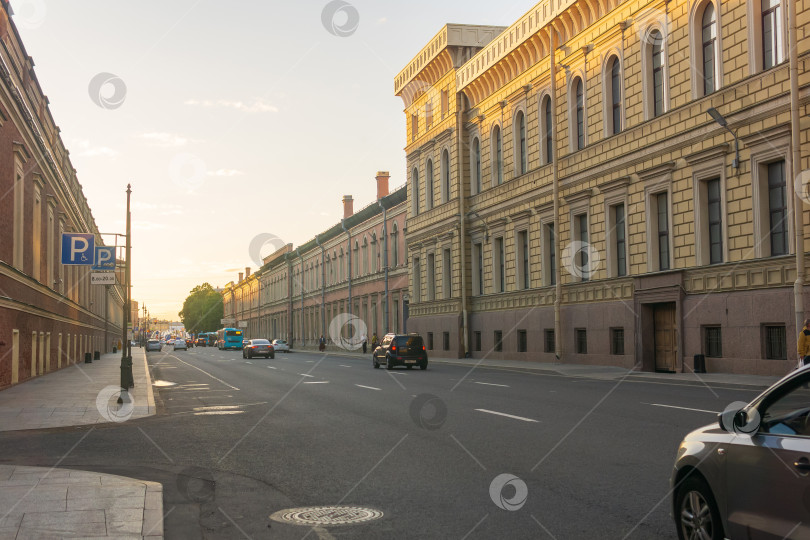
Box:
397;0;809;375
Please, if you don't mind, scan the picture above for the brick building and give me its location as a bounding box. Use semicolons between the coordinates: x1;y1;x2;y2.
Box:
398;0;809;375
0;2;125;389
224;173;409;347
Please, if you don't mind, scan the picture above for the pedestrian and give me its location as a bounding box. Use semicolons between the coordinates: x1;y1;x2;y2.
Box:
361;333;367;354
371;333;378;351
319;335;326;352
798;319;810;367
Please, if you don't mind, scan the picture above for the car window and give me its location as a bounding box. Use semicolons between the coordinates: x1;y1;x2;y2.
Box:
252;339;269;344
760;377;810;437
381;336;393;346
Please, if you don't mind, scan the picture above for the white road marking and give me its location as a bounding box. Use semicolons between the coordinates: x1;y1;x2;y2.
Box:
194;411;245;416
475;409;539;423
168;355;240;390
299;374;314;378
355;384;381;391
267;366;277;370
181;383;209;387
306;360;314;363
474;382;510;388
339;365;352;368
245;362;253;364
193;405;241;411
646;403;719;414
304;381;330;384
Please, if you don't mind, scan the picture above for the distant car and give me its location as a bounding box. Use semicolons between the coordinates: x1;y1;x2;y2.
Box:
243;339;274;359
167;339;175;346
186;338;194;348
145;339;161;352
173;339;187;351
372;333;427;370
271;339;290;353
671;364;810;540
242;339;250;349
195;337;206;347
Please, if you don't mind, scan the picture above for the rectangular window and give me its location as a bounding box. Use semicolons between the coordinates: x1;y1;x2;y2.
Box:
574;214;589;281
443;332;450;351
13;161;24;271
494;330;503;352
442;248;451;299
707;178;723;264
411;114;418;141
517;230;529;290
427;253;435;301
764;325;786;360
544;329;555;353
704;326;722;357
441;89;449;118
614;204;626;277
517;330;527;352
413;257;421;302
575;328;587;354
473;242;484;295
425;101;433;129
427;332;434;351
543;222;556;286
762;0;784;70
494;237;505;293
657;192;670;270
474;331;482;352
611;328;624;355
768;161;788;256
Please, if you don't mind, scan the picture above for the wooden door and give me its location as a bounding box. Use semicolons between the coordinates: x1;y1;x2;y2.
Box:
654;303;677;372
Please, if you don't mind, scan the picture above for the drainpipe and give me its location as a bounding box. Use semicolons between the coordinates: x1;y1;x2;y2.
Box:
789;0;805;336
378;199;389;333
315;234;326;337
550;27;563;361
296;247;305;345
457;92;469;358
341;219;353;317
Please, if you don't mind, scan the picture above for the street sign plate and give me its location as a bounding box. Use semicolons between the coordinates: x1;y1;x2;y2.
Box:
238;321;248;328
92;246;116;270
90;272;116;285
61;233;95;265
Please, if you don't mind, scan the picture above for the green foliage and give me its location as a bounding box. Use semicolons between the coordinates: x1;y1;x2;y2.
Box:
178;283;224;333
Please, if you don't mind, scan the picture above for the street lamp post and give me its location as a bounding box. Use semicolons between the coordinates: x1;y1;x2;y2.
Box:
119;184;133;399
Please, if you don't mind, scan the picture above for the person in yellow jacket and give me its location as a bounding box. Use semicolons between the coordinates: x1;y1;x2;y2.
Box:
798;319;810;366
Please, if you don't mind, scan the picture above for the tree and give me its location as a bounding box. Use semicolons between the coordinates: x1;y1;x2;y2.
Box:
179;283;223;333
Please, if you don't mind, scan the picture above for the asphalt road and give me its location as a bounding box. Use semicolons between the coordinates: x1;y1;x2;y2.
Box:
0;346;762;539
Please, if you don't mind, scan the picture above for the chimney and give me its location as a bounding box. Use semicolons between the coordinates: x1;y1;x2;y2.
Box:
245;267;250;278
342;195;354;219
238;272;244;283
376;171;390;200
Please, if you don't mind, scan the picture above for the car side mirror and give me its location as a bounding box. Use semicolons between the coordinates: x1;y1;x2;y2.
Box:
718;407;761;434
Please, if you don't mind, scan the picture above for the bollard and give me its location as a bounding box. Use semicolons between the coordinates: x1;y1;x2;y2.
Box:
113;346;117;354
94;351;100;360
121;356;134;388
84;352;92;363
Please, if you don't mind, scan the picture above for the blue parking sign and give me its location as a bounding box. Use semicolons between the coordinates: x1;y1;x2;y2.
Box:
92;246;116;270
61;233;95;265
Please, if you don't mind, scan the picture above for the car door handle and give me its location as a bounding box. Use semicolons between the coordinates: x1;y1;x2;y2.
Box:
793;458;810;472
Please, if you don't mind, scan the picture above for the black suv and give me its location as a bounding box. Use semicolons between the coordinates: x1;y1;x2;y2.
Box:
372;333;428;370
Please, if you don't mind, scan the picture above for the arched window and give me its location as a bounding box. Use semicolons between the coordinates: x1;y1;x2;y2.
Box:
426;159;434;210
472;137;481;194
353;241;359;278
371;232;377;273
606;56;622;135
362;237;368;275
701;3;717;95
515;111;527;175
441;149;450;203
650;30;665;117
542;96;553;164
339;249;344;281
572;77;585;150
392;223;399;267
411;167;420;216
492;125;503;185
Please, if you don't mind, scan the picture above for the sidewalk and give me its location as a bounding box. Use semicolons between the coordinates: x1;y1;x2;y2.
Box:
0;465;163;540
0;349;163;539
0;348;155;431
296;345;783;389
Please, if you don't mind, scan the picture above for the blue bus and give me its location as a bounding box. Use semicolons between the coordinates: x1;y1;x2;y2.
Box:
217;328;243;350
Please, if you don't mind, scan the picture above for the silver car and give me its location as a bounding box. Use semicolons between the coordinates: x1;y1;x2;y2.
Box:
272;339;290;353
173;339;188;351
671;365;810;539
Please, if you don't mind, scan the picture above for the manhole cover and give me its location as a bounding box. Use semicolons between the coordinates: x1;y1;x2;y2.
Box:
270;506;383;527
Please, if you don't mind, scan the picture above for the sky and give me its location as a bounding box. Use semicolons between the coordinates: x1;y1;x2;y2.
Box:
8;0;524;320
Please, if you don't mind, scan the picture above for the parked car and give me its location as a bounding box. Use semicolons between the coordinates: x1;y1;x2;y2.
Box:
243;339;274;359
271;339;290;353
173;339;188;351
145;339;161;352
371;333;427;370
670;364;810;540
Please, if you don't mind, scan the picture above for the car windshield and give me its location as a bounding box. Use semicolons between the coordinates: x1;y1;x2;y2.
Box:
251;339;270;345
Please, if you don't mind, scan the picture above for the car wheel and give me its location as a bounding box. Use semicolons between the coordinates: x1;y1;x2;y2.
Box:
675;476;724;540
420;361;427;370
373;357;380;369
270;354;275;359
242;351;246;358
385;357;393;370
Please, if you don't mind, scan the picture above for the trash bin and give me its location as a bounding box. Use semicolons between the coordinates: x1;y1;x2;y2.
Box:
94;351;100;360
694;354;706;374
112;347;117;354
84;352;92;364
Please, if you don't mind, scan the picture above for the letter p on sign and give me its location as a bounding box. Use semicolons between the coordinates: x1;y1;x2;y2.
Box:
61;233;96;265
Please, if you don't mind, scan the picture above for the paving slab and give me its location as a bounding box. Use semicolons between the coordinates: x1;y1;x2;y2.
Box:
0;465;163;539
